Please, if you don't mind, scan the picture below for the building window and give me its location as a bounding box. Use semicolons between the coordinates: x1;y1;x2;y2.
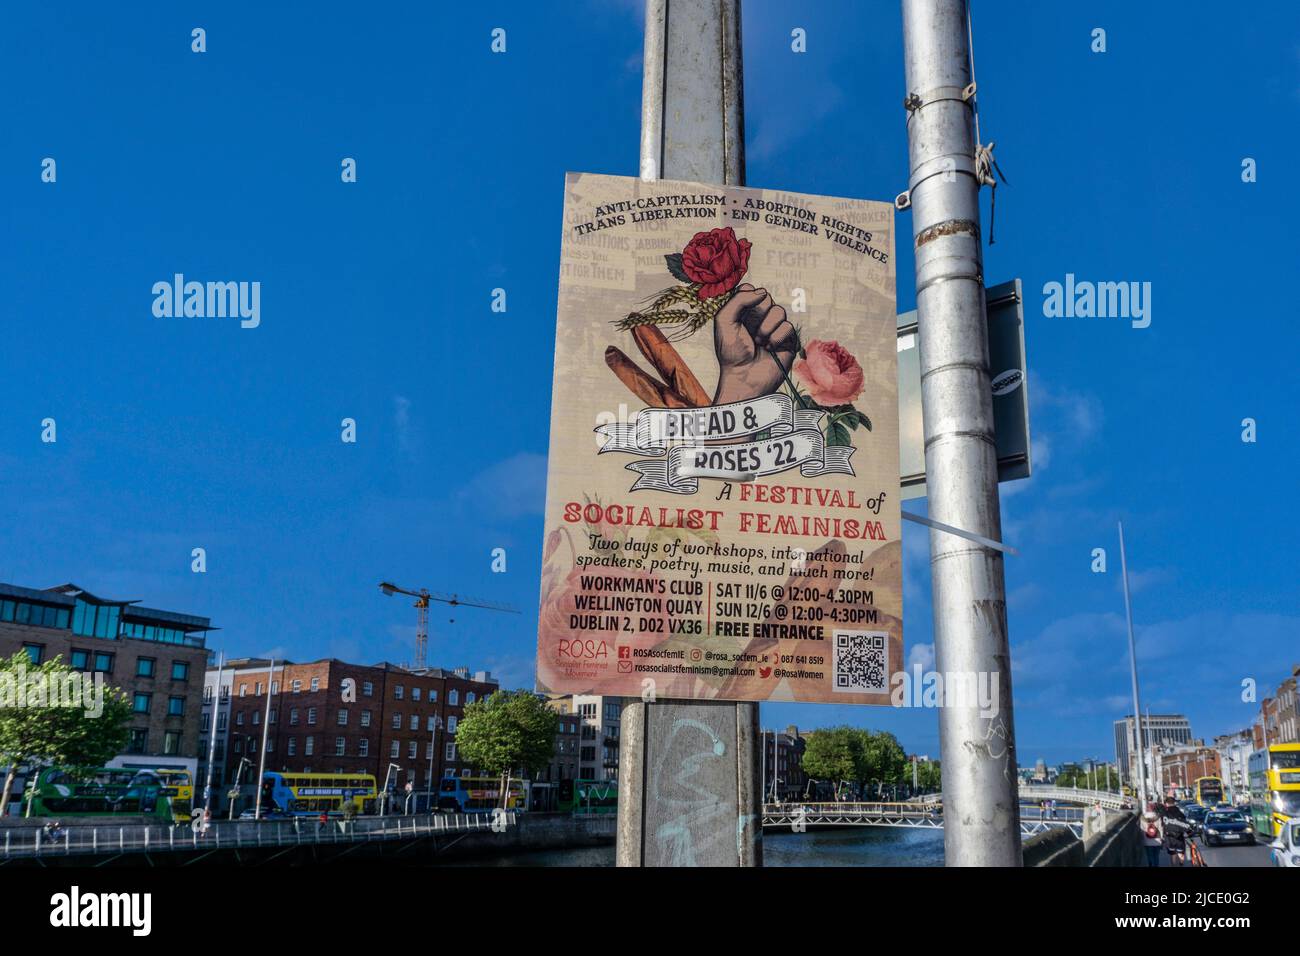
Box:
391;713;402;730
202;685;212;702
291;679;301;693
445;743;457;761
133;693;152;714
408;741;417;760
429;690;438;703
363;681;374;697
69;649;90;670
359;739;369;757
163;732;181;755
448;690;459;706
269;708;277;724
338;709;349;726
391;741;400;759
410;715;419;731
310;678;319;692
128;729;148;753
236;712;245;726
168;696;185;716
425;740;434;759
426;715;437;732
137;657;156;678
171;661;190;681
255;682;263;695
336;737;346;756
361;710;371;728
307;708;317;725
447;716;458;734
252;711;260;726
287;737;297;756
466;692;476;705
217;713;227;731
394;685;405;700
290;708;299;726
20;644;43;665
92;653;113;674
305;736;315;756
239;683;247;697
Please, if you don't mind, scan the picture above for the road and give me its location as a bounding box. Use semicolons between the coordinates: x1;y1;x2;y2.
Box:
1197;839;1274;867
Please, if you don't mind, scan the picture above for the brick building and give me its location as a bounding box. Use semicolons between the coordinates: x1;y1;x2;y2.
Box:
761;726;807;801
213;658;498;807
0;581;212;791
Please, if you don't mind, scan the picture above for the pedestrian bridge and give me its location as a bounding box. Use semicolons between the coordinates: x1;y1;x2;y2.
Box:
762;802;1085;838
913;784;1129;811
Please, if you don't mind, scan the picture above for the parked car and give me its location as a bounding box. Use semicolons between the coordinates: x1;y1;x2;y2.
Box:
1201;809;1255;846
1182;803;1208;835
1271;820;1299;868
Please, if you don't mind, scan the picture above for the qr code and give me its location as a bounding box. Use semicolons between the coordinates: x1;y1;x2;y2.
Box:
833;630;888;693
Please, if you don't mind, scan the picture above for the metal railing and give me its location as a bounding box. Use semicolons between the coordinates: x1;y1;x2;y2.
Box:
1;811;518;860
761;802;1084;838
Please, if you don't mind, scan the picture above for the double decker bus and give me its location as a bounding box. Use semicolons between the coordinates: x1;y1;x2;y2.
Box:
557;778;619;814
1249;743;1300;838
259;772;377;816
1193;776;1224;807
25;767;175;823
155;768;194;824
437;776;527;813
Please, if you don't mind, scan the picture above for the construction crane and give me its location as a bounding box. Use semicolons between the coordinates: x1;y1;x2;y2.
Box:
378;581;519;669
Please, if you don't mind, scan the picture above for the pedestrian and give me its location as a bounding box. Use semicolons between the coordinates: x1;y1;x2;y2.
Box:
1158;796;1189;865
317;809;329;834
1141;811;1162;866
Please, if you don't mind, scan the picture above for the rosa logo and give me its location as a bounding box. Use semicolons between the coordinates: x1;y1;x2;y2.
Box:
677;226;752;299
557;639;610;660
991;368;1023;397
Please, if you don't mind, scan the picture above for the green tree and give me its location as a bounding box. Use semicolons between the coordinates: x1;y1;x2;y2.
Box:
0;651;132;815
454;690;558;808
801;726;860;798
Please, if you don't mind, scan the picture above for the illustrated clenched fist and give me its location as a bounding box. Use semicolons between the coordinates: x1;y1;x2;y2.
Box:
712;283;798;405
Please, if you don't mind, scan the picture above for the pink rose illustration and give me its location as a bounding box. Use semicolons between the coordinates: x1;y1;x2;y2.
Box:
794;339;865;406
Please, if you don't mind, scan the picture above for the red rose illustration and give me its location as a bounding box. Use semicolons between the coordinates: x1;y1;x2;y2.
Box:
795;339;865;406
681;227;752;299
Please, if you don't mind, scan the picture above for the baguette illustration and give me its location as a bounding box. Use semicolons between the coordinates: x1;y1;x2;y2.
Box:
631;325;711;407
604;347;691;408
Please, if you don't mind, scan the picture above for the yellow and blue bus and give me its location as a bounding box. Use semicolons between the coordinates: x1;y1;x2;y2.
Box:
1193;775;1224;807
25;767;175;823
1249;743;1300;838
259;772;377;816
155;768;194;824
437;776;527;813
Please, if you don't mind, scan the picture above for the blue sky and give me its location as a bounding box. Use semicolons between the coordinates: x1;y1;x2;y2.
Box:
2;1;1297;766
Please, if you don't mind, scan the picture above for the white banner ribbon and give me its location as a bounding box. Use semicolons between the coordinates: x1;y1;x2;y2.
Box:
595;396;856;495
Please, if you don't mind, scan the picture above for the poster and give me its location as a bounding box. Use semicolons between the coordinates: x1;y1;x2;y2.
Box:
537;173;901;704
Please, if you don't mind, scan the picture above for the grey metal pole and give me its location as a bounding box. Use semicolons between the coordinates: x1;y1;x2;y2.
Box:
252;660;275;820
900;0;1020;866
617;0;760;868
203;651;224;814
1118;520;1148;806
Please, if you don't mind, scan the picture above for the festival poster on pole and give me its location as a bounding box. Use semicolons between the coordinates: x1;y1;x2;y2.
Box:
537;173;900;705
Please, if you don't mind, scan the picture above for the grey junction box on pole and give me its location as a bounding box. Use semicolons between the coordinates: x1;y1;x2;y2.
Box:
616;0;762;867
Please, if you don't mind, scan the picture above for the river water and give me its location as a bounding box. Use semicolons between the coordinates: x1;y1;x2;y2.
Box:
450;825;946;867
